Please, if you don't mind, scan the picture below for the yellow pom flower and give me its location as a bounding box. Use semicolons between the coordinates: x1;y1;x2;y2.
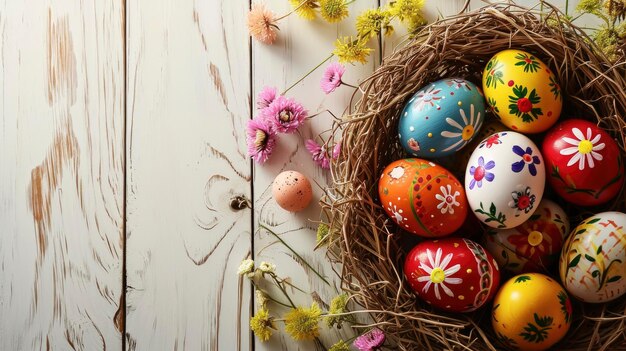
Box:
333;37;372;64
316;223;329;243
325;293;354;328
284;303;322;341
320;0;349;23
329;340;350;351
576;0;603;15
250;308;276;342
356;8;391;39
289;0;319;20
388;0;427;33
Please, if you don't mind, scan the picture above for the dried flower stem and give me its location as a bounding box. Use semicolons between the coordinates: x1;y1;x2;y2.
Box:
259;223;332;286
282;54;334;95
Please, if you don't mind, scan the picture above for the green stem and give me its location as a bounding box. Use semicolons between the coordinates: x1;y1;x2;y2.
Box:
275;0;308;21
341;80;358;89
277;277;308;294
259;223;331;286
250;281;293;308
565;0;569;16
270;274;297;308
282;54;334;95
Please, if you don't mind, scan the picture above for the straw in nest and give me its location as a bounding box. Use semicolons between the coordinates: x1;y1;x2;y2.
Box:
322;2;626;350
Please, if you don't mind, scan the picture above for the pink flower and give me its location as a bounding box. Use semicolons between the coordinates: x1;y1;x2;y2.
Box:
257;86;278;110
353;328;385;351
246;117;277;164
305;139;331;169
321;62;346;94
263;96;307;133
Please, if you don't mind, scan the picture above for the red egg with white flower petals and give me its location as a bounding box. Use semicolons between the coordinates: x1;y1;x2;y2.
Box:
543;119;624;206
404;238;500;312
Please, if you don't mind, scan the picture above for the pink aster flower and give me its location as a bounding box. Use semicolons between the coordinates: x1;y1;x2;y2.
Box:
321;62;346;94
257;86;278;110
353;328;385;351
305;139;331;169
246;117;277;164
263;96;307;133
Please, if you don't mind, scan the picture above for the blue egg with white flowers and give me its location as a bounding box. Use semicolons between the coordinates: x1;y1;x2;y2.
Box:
398;78;486;158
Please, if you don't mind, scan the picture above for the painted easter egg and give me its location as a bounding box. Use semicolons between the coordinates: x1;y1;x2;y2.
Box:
398;78;485;158
484;199;570;273
465;131;546;229
272;171;313;212
543;119;624;206
492;273;572;351
404;238;500;312
559;212;626;303
448;119;508;180
482;49;562;133
378;159;467;237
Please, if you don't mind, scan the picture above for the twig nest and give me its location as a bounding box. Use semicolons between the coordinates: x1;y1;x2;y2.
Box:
323;3;626;350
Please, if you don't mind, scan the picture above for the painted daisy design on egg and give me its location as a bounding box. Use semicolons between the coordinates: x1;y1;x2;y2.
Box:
559;127;605;170
412;85;442;112
435;185;461;214
416;248;463;300
441;104;483;152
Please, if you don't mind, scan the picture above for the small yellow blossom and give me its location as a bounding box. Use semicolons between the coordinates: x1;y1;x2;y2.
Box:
289;0;319;20
325;293;354;328
316;223;330;244
576;0;603;15
329;340;350;351
237;259;255;277
356;8;392;39
250;308;276;342
320;0;349;23
593;24;621;61
333;37;373;64
388;0;427;33
258;261;276;274
284;302;322;341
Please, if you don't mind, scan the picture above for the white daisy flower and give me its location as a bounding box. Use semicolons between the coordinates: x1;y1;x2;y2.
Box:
412;85;442;111
441;104;483;152
416;248;462;300
559;127;605;170
435;185;461;214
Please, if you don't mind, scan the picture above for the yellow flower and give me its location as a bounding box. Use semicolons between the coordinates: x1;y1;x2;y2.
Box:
576;0;603;15
284;303;322;341
333;37;372;64
320;0;349;23
289;0;319;20
606;0;626;20
593;24;621;61
356;8;392;39
316;223;329;243
329;340;350;351
237;259;255;277
250;308;276;342
388;0;427;33
256;290;269;309
325;293;354;328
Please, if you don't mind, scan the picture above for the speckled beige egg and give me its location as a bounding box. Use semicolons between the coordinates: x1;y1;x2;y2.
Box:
272;171;313;212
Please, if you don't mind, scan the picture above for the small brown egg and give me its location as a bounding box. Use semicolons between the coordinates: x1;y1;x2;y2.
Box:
272;171;312;212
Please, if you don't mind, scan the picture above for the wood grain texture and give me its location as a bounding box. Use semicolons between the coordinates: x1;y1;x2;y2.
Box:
0;1;124;350
125;0;251;350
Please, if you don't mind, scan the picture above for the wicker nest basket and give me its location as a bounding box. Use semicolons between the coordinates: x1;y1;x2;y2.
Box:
323;2;626;350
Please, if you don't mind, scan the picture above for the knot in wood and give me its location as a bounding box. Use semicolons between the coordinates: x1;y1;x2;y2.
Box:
229;195;250;211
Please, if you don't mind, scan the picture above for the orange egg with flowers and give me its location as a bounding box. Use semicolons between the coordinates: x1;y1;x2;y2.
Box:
378;158;467;237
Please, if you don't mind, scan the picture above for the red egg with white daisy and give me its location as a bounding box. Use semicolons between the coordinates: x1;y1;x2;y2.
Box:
404;238;500;312
542;119;624;206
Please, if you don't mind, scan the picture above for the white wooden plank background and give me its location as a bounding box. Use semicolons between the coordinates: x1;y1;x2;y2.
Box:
0;0;124;350
0;1;595;350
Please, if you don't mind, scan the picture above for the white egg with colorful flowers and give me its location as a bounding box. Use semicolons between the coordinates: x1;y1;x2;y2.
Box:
398;78;486;158
465;131;546;229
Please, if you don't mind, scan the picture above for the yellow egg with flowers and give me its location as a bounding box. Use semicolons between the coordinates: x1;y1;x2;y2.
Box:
482;49;562;133
492;273;572;351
